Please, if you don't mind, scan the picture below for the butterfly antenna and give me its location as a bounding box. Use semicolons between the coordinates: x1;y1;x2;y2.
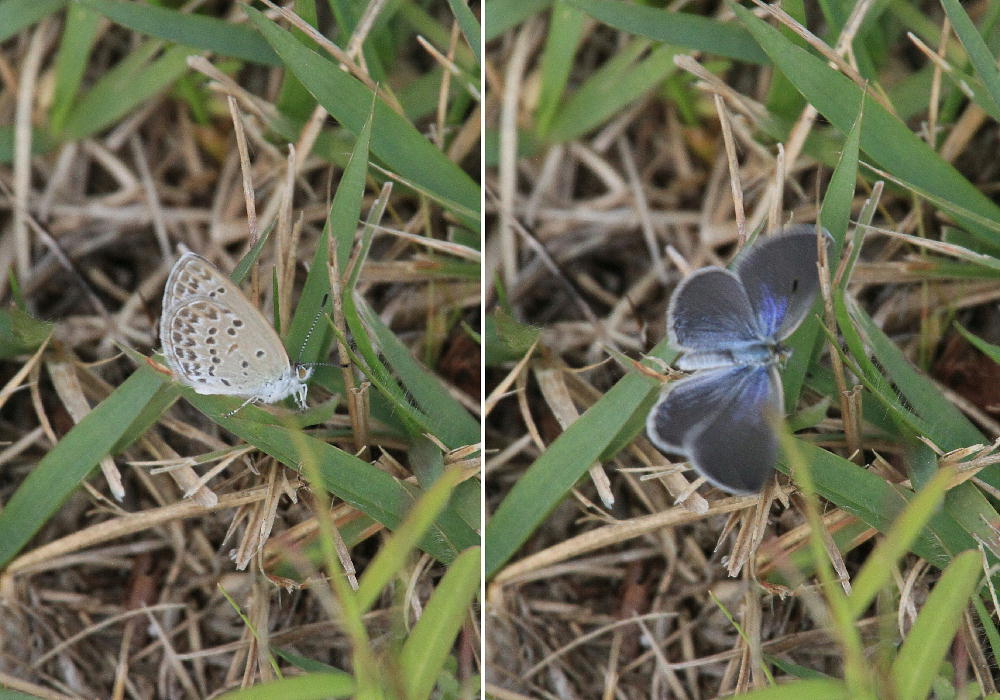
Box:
295;293;330;364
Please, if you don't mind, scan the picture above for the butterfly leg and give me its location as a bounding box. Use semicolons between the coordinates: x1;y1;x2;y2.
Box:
223;396;258;417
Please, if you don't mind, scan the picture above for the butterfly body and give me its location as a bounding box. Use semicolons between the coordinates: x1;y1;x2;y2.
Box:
647;226;830;494
673;342;784;371
160;252;311;410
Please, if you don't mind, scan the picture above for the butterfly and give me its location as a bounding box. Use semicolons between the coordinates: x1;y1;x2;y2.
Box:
160;252;312;411
646;225;831;493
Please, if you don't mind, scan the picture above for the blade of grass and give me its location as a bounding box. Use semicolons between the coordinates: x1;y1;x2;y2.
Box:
829;296;1000;558
780;427;871;693
847;297;982;450
231;221;274;284
535;0;587;135
777;441;967;569
0;365;169;567
485;0;550;41
356;298;479;449
782;96;859;404
543;40;679;143
0;307;52;357
181;393;476;563
214;672;355;699
565;0;767;64
954;323;1000;363
286;95;371;365
78;0;280;66
846;466;955;619
0;0;63;43
445;0;481;65
48;1;101;135
60;43;192;140
890;549;981;699
399;546;480;700
485;340;672;578
271;648;346;674
732;3;1000;251
244;6;479;224
939;0;1000;119
355;467;466;612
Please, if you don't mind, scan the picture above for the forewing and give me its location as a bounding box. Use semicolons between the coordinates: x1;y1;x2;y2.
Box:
667;267;761;353
161;295;291;397
646;366;753;452
162;252;247;309
735;226;830;341
685;365;783;494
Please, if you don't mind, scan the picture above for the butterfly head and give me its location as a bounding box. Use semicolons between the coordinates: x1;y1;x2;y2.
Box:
252;365;313;409
773;343;793;369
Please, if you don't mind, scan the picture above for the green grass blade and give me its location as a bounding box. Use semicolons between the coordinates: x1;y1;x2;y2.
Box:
832;297;1000;559
286;97;372;365
544;40;679;143
244;6;479;220
60;43;192;140
732;3;1000;250
0;366;168;568
939;0;1000;118
846;467;954;619
231;222;275;284
445;0;481;65
356;298;479;449
399;546;480;700
832;294;931;439
485;0;551;41
271;648;345;673
0;0;64;43
485;340;670;578
972;595;1000;682
180;393;477;563
737;679;850;698
356;467;466;612
890;549;982;699
565;0;767;64
782;442;970;569
847;297;983;450
954;322;1000;363
49;1;101;135
782;97;859;404
535;0;587;135
0;308;52;357
214;673;355;699
78;0;280;65
333;312;437;440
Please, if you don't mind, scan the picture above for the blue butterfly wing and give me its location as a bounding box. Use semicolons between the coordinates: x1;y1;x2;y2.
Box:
647;365;783;494
686;365;783;493
667;267;763;357
735;226;830;341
